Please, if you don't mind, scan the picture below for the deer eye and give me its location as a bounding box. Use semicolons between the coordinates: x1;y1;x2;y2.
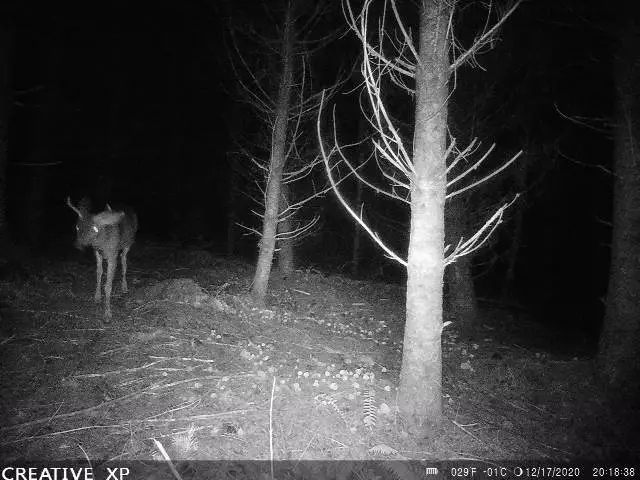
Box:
92;226;99;233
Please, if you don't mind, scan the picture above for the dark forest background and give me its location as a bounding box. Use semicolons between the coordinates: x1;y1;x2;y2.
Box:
0;0;615;345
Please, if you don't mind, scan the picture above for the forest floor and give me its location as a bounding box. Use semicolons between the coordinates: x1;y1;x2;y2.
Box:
0;242;637;476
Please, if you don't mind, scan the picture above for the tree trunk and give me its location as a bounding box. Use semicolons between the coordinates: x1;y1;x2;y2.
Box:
0;25;12;239
502;153;528;299
351;177;363;276
398;0;450;425
226;163;238;256
446;196;478;327
351;116;366;276
501;199;524;298
597;19;640;405
251;7;294;304
277;181;295;276
447;256;477;326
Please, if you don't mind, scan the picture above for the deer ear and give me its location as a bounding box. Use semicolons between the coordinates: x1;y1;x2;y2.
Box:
66;197;83;218
94;211;125;226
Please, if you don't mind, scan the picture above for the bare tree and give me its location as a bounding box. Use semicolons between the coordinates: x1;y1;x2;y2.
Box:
250;3;295;302
228;0;341;304
319;0;522;423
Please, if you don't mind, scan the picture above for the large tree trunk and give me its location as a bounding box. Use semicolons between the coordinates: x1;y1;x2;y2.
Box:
277;181;295;276
0;25;12;239
398;0;450;425
251;6;294;304
597;19;640;405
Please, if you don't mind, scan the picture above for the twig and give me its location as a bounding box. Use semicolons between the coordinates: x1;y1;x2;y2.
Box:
148;356;217;363
1;410;255;445
153;439;183;480
71;360;165;378
0;389;149;432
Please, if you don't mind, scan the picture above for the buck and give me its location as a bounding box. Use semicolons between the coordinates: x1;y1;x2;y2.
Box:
66;197;138;320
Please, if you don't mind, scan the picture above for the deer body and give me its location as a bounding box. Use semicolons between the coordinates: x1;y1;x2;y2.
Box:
67;197;138;320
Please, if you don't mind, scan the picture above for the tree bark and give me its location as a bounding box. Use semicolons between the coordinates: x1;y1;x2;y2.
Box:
351;116;367;276
597;19;640;405
251;6;294;304
446;196;478;328
398;0;450;425
277;181;295;276
226;163;238;256
501;151;528;299
351;177;363;276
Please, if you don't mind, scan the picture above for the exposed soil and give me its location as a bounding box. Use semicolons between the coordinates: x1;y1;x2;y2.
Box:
0;243;637;468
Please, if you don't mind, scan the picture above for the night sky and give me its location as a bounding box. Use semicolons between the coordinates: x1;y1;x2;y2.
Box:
1;0;615;340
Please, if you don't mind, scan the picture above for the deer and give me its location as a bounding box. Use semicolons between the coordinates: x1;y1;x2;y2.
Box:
66;197;138;321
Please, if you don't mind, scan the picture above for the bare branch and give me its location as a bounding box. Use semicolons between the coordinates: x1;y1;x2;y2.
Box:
450;0;524;71
343;0;415;78
555;102;612;135
448;150;523;199
446;194;520;265
318;91;408;267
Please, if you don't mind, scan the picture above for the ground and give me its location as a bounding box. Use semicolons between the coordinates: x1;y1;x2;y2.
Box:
0;243;636;472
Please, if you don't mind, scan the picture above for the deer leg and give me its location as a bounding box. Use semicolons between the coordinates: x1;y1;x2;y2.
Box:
104;254;116;319
121;247;129;293
94;250;103;302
